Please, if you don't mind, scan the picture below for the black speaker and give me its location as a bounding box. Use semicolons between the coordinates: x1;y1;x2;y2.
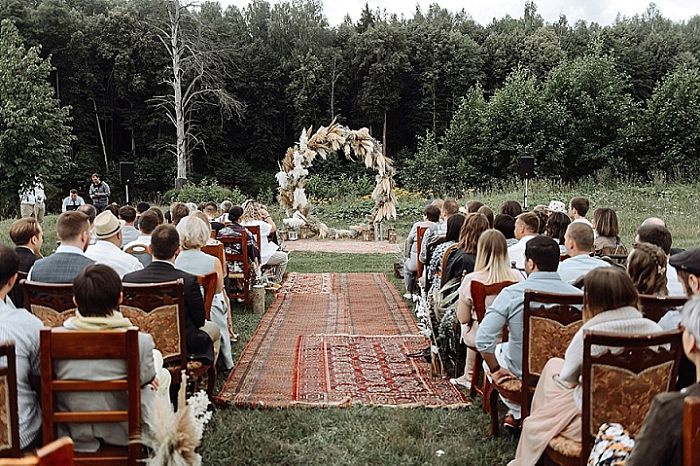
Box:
120;162;135;184
519;156;534;179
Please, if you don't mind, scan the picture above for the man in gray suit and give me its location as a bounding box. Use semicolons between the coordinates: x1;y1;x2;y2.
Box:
29;211;94;283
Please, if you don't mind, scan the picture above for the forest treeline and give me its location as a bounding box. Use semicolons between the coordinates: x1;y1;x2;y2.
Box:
1;0;699;203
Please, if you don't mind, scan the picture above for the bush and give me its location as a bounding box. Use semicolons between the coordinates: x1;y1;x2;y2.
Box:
163;178;246;205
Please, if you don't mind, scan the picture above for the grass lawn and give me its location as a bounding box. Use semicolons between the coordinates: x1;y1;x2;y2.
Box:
201;251;518;466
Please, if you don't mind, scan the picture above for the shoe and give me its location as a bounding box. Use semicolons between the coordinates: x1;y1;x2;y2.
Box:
449;377;472;391
403;293;413;300
231;333;239;343
503;414;521;432
412;294;420;302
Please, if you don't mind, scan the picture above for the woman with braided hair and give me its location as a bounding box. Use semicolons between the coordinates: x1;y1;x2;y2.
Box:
626;241;669;296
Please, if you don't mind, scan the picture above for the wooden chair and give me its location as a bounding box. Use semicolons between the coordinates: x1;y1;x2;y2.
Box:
220;235;251;309
124;244;151;267
0;343;20;458
595;251;628;267
467;280;516;401
0;437;74;465
121;280;216;398
40;327;142;466
196;272;218;320
416;226;428;281
485;290;583;437
202;241;226;271
21;281;75;327
543;329;683;465
245;225;262;250
8;272;28;309
685;396;700;466
638;294;687;323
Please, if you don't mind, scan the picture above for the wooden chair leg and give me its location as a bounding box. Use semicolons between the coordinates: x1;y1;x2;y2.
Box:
206;365;217;400
487;385;500;437
469;352;482;399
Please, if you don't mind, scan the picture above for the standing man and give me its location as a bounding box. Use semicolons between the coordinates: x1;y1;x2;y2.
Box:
88;173;110;213
18;177;46;224
62;189;85;212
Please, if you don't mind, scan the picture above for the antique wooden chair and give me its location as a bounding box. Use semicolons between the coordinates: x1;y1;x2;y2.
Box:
202;241;226;271
124;244;151;267
416;226;428;281
0;343;20;458
0;437;74;466
40;327;142;466
543;329;683;465
467;280;516;401
220;235;251;309
21;281;75;327
196;272;218;320
484;290;583;437
638;294;687;323
121;280;216;398
685;396;700;466
244;224;262;250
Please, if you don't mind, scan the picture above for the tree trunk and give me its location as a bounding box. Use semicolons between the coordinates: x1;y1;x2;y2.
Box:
382;110;387;156
93;99;108;170
330;56;338;120
171;3;187;187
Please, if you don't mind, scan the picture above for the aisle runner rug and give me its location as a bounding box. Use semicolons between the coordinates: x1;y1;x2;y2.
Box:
292;335;470;408
215;273;419;407
278;272;333;294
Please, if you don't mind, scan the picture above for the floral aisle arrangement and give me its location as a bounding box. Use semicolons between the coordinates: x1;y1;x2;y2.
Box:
141;372;213;466
276;118;397;238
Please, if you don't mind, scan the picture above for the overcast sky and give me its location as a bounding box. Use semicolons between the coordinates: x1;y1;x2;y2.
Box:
217;0;700;25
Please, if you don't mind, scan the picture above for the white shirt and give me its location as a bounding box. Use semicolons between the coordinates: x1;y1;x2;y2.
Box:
242;220;277;265
123;235;152;252
85;240;143;278
571;217;593;228
557;254;610;284
666;263;685;296
61;195;86;212
19;182;45;204
507;235;536;270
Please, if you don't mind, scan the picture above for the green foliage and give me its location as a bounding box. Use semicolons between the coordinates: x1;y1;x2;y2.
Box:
400;131;452;196
163;178;245;205
305;173;375;201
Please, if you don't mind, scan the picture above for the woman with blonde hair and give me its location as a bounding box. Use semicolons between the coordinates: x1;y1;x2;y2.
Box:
509;267;663;465
451;229;523;388
240;200;288;284
627;242;668;296
174;215;234;369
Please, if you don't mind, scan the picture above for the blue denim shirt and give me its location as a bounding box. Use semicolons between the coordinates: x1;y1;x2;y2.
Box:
475;271;582;378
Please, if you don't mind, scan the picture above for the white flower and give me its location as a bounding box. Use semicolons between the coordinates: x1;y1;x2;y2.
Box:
275;171;289;188
293;188;308;210
187;390;212;440
436;449;445;457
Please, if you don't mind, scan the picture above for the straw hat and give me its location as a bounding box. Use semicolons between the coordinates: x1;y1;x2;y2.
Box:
547;200;567;213
93;211;122;239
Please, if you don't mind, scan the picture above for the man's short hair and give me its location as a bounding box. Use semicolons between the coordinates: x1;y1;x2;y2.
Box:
91;173;101;179
494;214;516;239
77;204;97;224
566;223;594;252
138;210;160;235
70;189;77;194
150;224;180;260
424;205;440;223
500;200;522;218
220;200;233;213
228;206;244;222
570;197;590;217
119;206;137;223
0;245;19;289
517;212;539;234
466;200;484;213
136;202;151;214
637;224;672;255
73;264;121;317
442;200;460;216
9;218;41;246
56;211;90;242
170;203;190;225
525;235;560;272
146;207;164;225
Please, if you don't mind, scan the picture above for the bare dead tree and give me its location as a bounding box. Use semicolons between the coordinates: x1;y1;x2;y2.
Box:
149;0;245;188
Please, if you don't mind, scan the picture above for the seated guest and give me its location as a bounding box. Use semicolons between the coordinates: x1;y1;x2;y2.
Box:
510;267;662;465
29;211;94;283
419;200;460;264
240;200;288;284
442;213;490;288
568;196;592;227
636;224;685;296
175;216;233;370
545;212;571;255
638;217;685;256
58;264;168;453
133;202;151;230
425;214;466;296
146;206;164;225
531;206;549;234
9;218;43;273
500;200;522;218
494;214;518;247
476;236;582;429
122;209;160;253
0;246;43;449
466;200;484;214
85;211;143;278
452;230;523;389
477;205;494;228
204;202;225;232
508;212;539;270
78;204;97;245
403;204;440;299
218;206;261;263
61;189;85;212
118;205;140;245
217;200;233;224
105;203;120;218
170;203;190;226
557;223;609;285
627;242;668;295
592;207;626;254
124;225;220;364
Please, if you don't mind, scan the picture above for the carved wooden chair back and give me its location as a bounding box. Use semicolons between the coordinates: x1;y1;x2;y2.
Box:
21;280;75;327
40;327;141;466
0;437;74;465
202;241;226;271
196;272;218;320
220;235;251;308
638;294;687;323
0;343;20;458
245;224;262;250
685;396;700;466
124;244;152;267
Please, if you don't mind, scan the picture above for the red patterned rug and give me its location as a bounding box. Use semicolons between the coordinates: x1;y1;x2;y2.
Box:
215;273;420;408
279;272;334;294
292;335;470;408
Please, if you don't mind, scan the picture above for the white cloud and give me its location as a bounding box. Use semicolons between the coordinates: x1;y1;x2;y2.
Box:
217;0;700;26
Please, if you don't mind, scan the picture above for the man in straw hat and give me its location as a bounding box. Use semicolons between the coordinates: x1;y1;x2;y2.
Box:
85;211;143;278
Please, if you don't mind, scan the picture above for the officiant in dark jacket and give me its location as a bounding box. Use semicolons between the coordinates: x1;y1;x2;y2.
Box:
123;224;220;364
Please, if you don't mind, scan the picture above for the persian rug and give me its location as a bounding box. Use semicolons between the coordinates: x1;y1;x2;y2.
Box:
215;273;420;407
284;239;401;254
292;335;470;408
278;272;334;294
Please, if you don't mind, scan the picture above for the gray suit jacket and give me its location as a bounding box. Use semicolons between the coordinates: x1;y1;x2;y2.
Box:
29;253;94;283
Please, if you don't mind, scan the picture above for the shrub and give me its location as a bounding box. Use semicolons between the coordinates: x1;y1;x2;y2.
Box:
163;178;246;205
